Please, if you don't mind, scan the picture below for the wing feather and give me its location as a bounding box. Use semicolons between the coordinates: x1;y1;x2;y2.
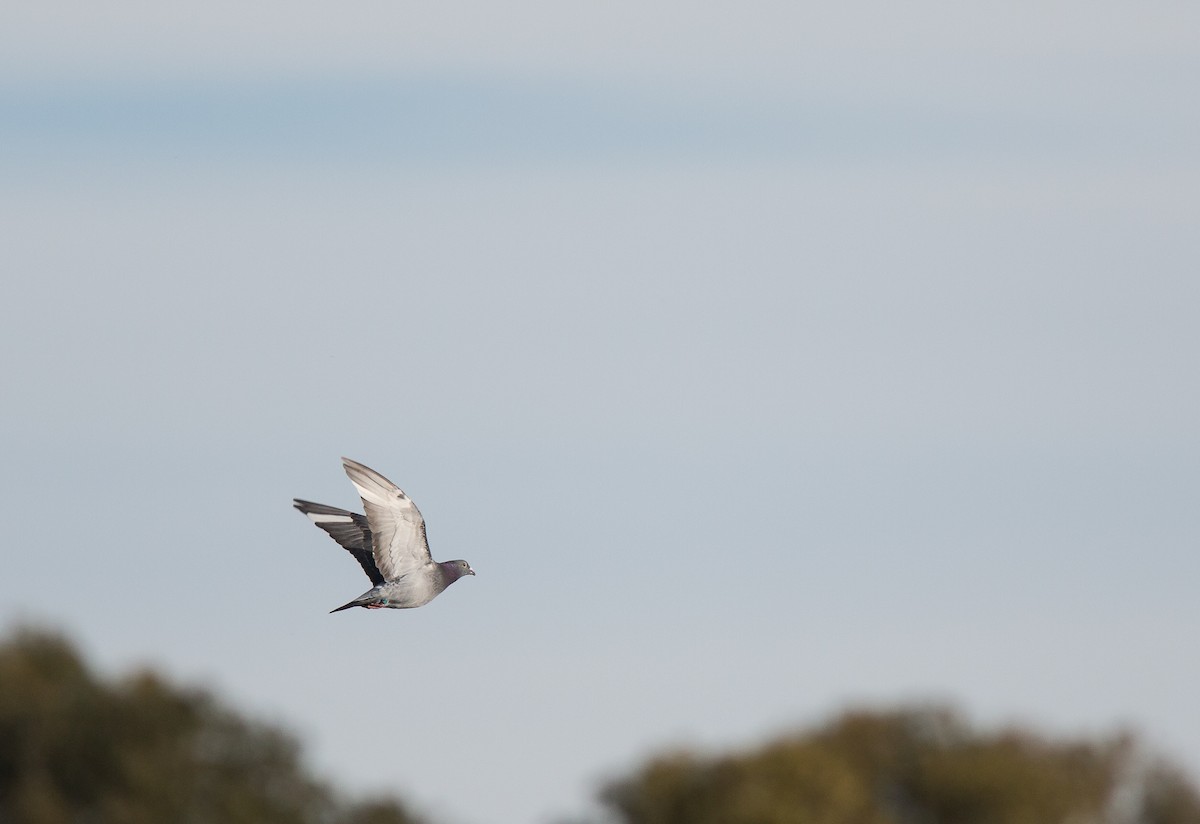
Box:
293;499;385;585
340;458;432;581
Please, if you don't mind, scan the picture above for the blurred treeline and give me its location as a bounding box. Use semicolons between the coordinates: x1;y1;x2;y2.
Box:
3;629;1199;824
597;709;1200;824
0;628;419;824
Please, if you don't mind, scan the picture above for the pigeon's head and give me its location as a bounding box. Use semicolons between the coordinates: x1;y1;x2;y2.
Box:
441;559;475;583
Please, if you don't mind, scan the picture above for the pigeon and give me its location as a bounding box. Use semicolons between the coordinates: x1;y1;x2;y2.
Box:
294;458;474;613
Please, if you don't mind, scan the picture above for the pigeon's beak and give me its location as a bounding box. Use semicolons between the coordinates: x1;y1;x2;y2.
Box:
467;568;476;576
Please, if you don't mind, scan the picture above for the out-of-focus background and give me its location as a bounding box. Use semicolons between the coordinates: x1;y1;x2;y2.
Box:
2;3;1198;823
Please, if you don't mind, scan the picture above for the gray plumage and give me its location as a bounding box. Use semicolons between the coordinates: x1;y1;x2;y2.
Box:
294;458;474;613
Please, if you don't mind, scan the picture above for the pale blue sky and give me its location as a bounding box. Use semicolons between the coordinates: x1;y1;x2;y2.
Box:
2;3;1198;823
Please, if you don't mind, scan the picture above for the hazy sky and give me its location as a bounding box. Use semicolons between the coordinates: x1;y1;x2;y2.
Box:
2;3;1198;823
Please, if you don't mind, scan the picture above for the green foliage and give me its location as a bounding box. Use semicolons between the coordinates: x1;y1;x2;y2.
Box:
0;628;421;824
7;628;1199;824
600;707;1200;824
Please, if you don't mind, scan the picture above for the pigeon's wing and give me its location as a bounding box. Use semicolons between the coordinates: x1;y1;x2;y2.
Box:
293;499;385;586
341;458;432;582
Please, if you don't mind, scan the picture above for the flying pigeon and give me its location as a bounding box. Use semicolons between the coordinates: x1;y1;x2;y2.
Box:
294;458;474;612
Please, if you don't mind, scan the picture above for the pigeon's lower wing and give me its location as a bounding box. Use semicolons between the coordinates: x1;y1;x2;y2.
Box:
293;499;385;586
341;458;433;582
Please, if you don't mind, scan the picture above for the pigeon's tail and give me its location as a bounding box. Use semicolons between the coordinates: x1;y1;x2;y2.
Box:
330;592;379;613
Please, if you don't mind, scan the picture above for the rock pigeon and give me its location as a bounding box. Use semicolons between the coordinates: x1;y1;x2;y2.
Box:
294;458;474;613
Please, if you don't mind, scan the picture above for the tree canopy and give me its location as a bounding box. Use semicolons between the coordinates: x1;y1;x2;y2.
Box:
599;706;1200;824
0;628;419;824
4;628;1198;824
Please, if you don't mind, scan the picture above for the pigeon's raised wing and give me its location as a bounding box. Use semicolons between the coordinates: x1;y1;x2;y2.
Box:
293;499;384;586
341;457;432;581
